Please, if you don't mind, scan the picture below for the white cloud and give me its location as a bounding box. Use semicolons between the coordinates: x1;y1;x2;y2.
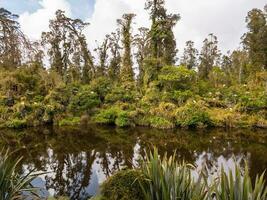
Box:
85;0;266;57
19;0;72;40
85;0;150;50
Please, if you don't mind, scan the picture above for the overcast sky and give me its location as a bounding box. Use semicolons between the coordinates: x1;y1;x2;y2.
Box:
1;0;266;57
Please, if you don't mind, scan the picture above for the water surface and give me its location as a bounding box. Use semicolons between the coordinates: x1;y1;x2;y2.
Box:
0;125;266;199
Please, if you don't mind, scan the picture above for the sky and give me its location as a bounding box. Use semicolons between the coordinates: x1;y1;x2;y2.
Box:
0;0;266;57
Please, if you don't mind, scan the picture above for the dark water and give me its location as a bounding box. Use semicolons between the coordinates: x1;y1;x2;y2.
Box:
0;125;266;199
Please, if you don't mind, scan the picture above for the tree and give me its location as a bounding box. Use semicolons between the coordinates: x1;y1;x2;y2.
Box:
180;40;198;70
134;27;150;88
242;7;267;72
117;13;136;85
108;29;122;82
42;10;94;83
95;35;109;77
145;0;180;65
198;33;221;80
0;8;29;69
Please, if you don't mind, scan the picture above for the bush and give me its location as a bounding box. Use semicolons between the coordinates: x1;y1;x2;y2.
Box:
105;86;137;104
68;85;100;114
148;116;175;129
101;169;144;200
115;111;132;127
159;65;196;91
93;107;133;127
93;107;118;125
175;101;212;128
149;102;177;121
58;117;81;126
6;119;27;129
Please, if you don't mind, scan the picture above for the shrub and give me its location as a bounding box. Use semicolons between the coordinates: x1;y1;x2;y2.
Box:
115;111;132;127
148;116;175;129
101;169;144;200
105;86;137;104
93;107;118;125
68;85;100;114
6;119;27;129
175;100;212;128
149;102;177;121
58;117;81;126
90;77;112;101
158;65;196;91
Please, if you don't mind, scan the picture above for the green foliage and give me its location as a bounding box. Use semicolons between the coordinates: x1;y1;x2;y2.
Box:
139;148;208;200
93;107;133;127
105;86;137;104
6;119;27;129
58;117;81;126
100;148;267;200
0;149;40;200
148;116;175;129
93;107;118;125
101;169;144;200
68;85;100;114
115;111;132;127
159;65;196;91
175;101;212;127
214;164;267;200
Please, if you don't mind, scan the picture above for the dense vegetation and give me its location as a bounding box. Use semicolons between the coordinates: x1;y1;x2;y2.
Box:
0;2;267;129
97;148;267;200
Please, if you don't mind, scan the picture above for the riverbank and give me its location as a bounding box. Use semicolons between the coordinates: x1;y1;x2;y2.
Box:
1;101;267;130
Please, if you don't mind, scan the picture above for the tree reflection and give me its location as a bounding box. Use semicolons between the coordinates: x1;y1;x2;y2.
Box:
0;126;266;199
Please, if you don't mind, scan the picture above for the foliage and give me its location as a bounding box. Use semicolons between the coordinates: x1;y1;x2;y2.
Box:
148;116;175;129
175;101;212;128
214;164;267;200
101;169;144;200
6;119;27;129
138;148;208;200
0;4;267;130
58;117;81;126
99;148;267;200
159;65;196;91
0;149;40;200
68;85;100;114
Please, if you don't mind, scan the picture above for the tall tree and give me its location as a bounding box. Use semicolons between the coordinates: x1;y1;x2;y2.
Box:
242;7;267;72
42;10;94;83
117;13;136;85
108;29;122;82
198;33;221;80
134;27;150;88
0;8;29;69
145;0;180;65
180;40;198;70
95;35;109;77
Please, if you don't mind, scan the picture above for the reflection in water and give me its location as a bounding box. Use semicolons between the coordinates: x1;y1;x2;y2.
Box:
0;126;266;199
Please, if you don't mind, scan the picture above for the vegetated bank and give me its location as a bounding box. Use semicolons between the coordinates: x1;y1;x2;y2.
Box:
0;2;266;130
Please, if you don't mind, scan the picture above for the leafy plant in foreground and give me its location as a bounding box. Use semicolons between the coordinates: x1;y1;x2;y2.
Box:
213;163;267;200
139;148;208;200
0;149;40;200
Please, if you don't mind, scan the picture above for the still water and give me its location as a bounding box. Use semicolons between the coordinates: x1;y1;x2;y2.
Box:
0;125;266;199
